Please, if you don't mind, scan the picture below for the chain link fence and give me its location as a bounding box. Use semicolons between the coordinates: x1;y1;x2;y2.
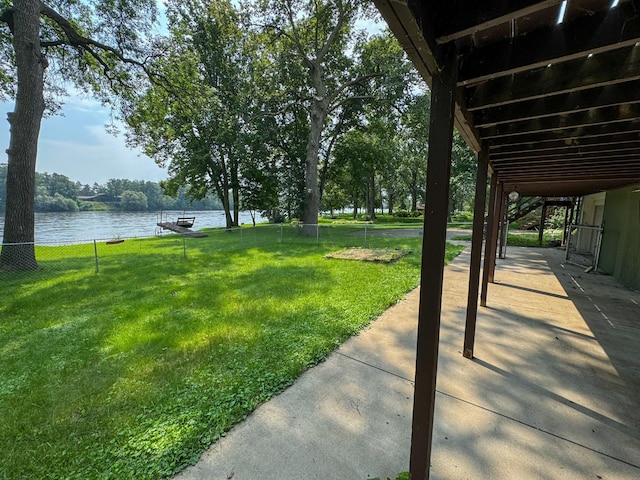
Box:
565;223;603;269
0;223;425;283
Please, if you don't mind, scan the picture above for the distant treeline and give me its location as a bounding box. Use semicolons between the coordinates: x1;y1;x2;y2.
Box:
0;166;223;213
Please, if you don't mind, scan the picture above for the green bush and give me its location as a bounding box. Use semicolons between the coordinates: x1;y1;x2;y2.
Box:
451;210;473;222
546;209;566;229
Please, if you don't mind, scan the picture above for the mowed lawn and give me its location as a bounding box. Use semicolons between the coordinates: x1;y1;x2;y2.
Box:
0;225;463;479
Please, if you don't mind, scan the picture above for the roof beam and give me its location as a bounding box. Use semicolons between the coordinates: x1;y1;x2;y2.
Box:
434;0;564;45
502;183;636;197
489;131;640;155
459;2;640;85
480;104;640;139
487;120;640;147
373;0;439;87
493;162;640;173
474;80;640;127
466;46;640;110
491;141;640;163
499;172;640;182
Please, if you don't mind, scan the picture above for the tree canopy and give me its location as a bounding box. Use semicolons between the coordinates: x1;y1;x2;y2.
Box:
125;0;252;228
0;0;160;269
0;0;479;270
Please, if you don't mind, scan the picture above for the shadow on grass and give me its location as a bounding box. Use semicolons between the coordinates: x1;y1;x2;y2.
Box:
0;228;436;479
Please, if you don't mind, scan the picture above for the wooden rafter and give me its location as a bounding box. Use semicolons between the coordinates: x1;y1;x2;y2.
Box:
459;2;640;85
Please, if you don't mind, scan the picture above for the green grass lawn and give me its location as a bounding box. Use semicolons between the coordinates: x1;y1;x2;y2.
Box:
0;225;463;479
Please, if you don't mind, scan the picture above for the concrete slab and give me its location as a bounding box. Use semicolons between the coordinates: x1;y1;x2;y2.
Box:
175;245;640;480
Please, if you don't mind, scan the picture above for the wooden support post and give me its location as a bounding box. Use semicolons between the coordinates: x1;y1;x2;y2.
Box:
488;181;503;283
498;192;508;259
409;45;457;480
538;202;547;245
480;175;498;307
463;147;489;360
562;205;570;245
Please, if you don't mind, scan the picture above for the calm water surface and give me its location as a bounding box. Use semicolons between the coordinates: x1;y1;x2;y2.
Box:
0;210;264;244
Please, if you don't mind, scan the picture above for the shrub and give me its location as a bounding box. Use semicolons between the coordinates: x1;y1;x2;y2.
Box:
451;210;473;222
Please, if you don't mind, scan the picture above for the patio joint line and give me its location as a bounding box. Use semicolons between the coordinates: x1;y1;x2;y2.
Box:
335;351;415;384
436;389;640;471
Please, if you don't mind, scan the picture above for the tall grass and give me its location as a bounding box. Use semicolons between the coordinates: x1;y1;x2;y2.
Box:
1;226;463;479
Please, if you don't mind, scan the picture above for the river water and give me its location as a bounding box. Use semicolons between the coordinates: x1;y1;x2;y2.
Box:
0;210;264;244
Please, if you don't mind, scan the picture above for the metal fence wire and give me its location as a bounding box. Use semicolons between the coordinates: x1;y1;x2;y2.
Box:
0;223;425;283
565;223;603;269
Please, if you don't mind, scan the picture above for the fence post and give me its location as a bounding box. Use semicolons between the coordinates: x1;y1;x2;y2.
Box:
280;223;283;243
93;240;99;273
364;225;368;247
183;236;187;259
594;225;604;270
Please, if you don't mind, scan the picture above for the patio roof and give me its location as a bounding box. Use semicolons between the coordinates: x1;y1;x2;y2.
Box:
375;0;640;196
373;2;640;479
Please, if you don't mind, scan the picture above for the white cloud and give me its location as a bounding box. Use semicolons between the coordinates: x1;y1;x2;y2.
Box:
62;94;108;116
1;97;167;185
37;124;167;185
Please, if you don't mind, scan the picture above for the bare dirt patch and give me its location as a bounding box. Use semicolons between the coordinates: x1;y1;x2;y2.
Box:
325;247;411;263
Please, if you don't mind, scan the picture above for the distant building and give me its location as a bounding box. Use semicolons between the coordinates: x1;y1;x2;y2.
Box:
77;193;109;202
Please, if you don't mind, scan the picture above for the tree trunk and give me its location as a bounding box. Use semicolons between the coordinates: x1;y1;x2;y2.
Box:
302;66;328;235
411;172;418;211
231;161;239;227
219;156;235;229
0;1;46;270
367;172;376;220
448;190;455;222
222;189;233;228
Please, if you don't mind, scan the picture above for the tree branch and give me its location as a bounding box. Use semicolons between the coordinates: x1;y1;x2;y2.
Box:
40;3;139;63
316;0;345;63
37;2;172;91
283;0;314;68
0;8;14;34
328;72;384;109
250;98;311;122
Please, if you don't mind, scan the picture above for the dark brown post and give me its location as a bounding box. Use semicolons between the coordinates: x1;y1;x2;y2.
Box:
538;201;547;245
480;175;498;307
562;205;570;245
488;181;503;283
409;45;457;480
498;193;508;259
463;147;489;360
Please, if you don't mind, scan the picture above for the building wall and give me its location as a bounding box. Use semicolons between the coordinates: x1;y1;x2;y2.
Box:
579;192;606;226
599;185;640;291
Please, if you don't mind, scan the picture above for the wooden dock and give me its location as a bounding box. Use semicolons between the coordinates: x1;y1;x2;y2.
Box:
156;222;208;238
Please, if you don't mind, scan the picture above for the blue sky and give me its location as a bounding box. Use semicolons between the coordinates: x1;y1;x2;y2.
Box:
0;96;168;186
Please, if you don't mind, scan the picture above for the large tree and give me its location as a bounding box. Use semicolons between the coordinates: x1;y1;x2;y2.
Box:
449;130;477;218
254;0;387;230
399;91;431;212
125;0;252;228
0;0;158;270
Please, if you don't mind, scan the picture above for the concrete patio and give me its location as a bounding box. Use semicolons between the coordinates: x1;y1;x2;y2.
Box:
176;246;640;480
